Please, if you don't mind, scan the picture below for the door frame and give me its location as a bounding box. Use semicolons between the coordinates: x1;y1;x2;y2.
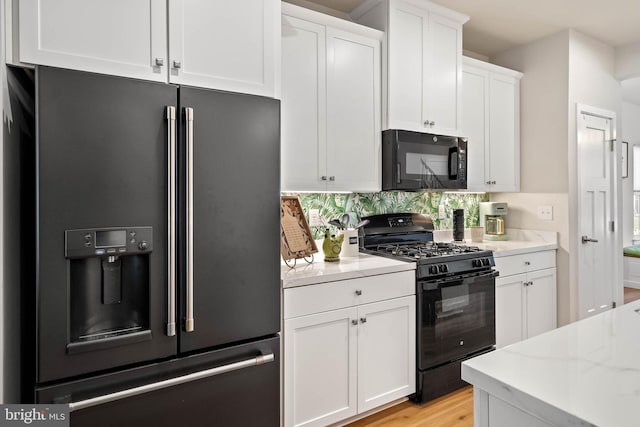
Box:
572;104;622;320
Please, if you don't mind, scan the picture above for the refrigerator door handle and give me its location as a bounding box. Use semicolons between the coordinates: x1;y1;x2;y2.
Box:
185;107;195;332
68;353;275;412
166;106;177;337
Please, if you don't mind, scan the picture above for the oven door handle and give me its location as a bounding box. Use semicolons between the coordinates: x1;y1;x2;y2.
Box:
424;270;498;290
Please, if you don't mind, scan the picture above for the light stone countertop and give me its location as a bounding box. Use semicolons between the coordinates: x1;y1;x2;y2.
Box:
281;229;557;288
462;299;640;427
281;251;415;289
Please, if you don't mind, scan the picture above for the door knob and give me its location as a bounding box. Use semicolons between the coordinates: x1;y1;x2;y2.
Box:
581;235;599;244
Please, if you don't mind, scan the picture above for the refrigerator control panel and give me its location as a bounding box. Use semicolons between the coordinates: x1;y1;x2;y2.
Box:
65;226;153;259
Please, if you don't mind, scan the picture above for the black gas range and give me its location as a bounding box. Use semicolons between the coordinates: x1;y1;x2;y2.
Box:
361;213;497;403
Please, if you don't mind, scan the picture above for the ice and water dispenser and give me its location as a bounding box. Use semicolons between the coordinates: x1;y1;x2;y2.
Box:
65;227;153;353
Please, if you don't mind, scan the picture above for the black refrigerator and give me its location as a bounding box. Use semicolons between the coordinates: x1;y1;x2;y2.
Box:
4;66;281;426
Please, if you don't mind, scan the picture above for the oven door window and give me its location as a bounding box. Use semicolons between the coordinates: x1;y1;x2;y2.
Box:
418;273;495;370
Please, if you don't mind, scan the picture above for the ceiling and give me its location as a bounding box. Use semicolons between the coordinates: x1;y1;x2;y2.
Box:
304;0;640;58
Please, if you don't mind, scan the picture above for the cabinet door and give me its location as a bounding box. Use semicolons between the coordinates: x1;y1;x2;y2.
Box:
284;308;358;427
281;15;327;192
525;268;557;339
387;0;427;131
488;73;520;191
357;296;416;413
495;274;526;348
326;28;381;192
425;13;463;136
461;65;490;191
169;0;279;97
19;0;167;81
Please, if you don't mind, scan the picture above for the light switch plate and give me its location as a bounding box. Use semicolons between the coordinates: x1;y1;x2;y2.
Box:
537;205;553;220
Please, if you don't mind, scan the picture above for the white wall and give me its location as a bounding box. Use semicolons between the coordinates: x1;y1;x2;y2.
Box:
1;0;5;404
567;29;623;317
490;29;623;325
491;31;572;326
622;101;640;246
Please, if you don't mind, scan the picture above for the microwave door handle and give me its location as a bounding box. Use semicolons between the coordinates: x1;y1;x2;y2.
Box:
396;162;401;184
448;147;458;180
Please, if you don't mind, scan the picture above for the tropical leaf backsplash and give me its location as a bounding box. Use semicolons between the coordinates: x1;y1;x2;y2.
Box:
288;192;489;239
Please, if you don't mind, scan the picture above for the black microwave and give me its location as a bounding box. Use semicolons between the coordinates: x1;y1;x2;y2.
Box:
382;129;467;191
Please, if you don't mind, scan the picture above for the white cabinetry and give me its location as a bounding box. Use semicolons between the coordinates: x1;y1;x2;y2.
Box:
462;57;522;192
281;4;382;192
494;251;557;348
283;271;415;427
353;0;468;136
17;0;279;97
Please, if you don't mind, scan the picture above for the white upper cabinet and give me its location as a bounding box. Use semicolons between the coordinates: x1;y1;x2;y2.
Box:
462;57;522;192
17;0;280;97
281;3;382;192
168;0;279;97
353;0;468;136
18;0;167;82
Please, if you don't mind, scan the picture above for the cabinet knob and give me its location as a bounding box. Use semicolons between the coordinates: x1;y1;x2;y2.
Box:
329;176;335;181
492;180;497;184
321;176;327;181
524;261;531;266
486;180;492;185
155;58;164;67
173;60;182;69
424;120;429;127
351;319;358;326
355;290;362;296
360;317;367;324
430;121;436;127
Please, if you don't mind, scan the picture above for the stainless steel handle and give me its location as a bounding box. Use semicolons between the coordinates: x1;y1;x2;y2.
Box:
166;106;177;337
581;235;598;244
360;317;367;323
173;60;182;69
68;353;274;412
155;58;164;67
355;290;362;296
185;107;195;332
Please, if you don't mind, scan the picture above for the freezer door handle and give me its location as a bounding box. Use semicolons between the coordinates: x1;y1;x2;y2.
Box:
166;106;177;337
67;353;275;412
185;107;195;332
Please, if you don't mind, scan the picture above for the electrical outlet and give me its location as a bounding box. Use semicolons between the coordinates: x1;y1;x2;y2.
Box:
438;205;446;220
537;205;553;220
309;209;321;227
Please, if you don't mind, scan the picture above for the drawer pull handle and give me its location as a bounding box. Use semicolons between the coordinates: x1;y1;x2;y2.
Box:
360;317;367;324
351;319;358;326
355;290;362;296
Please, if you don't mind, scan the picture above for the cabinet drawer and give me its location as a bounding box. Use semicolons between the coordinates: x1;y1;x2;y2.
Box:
494;250;556;277
284;271;415;319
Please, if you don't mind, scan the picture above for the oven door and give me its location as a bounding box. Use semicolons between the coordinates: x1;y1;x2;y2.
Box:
417;270;497;370
382;129;467;190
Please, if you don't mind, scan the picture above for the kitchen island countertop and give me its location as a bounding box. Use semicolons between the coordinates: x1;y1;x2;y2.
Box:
462;299;640;427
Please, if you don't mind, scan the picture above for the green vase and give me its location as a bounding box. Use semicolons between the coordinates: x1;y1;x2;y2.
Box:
322;230;344;262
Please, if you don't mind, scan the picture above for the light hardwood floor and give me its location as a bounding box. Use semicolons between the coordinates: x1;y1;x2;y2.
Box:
345;386;473;427
624;286;640;304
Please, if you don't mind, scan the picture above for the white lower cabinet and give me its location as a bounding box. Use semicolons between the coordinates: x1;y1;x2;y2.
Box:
283;271;416;427
495;251;557;348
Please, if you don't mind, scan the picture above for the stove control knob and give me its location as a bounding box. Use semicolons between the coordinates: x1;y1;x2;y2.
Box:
429;265;439;274
472;259;480;267
482;258;490;266
438;264;447;273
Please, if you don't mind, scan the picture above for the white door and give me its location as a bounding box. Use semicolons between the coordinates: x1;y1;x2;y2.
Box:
357;296;415;413
19;0;167;81
281;15;327;192
461;65;489;191
525;268;557;339
495;274;525;348
488;73;519;192
326;28;381;192
168;0;279;97
577;110;616;319
284;308;358;427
